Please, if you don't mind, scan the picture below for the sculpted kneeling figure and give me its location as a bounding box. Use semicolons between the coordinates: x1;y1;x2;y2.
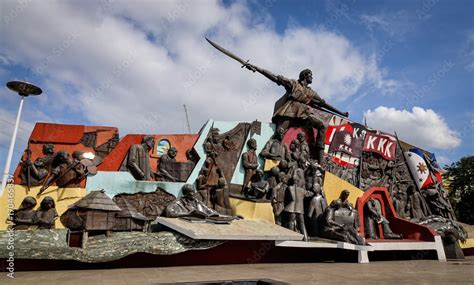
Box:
320;190;365;245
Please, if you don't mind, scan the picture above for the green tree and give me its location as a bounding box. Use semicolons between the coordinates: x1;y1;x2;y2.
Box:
445;156;474;224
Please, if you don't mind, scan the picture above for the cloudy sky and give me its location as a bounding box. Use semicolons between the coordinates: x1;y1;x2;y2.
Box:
0;0;472;172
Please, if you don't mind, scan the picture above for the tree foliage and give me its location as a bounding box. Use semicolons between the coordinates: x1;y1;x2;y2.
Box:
445;156;474;224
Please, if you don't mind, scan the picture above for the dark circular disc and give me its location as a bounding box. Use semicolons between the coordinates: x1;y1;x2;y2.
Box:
6;81;42;96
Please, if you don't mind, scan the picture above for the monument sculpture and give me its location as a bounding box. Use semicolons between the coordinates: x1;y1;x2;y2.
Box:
241;138;258;193
260;127;289;162
246;169;269;199
284;176;311;241
11;196;38;230
364;198;402;239
164;184;234;222
35;196;58;229
0;38;470;267
206;38;348;164
20;143;55;188
320;190;365;245
156;146;179;182
125;135;154;181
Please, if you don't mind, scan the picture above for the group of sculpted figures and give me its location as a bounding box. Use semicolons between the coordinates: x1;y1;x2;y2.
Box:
19;143;100;196
9;196;58;230
125;135;198;183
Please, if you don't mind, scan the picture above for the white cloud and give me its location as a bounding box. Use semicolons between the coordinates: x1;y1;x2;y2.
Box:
364;106;462;150
1;1;398;136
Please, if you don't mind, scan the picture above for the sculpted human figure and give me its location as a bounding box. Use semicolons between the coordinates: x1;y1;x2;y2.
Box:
406;185;428;220
423;185;455;220
320;199;365;245
11;196;38;230
270;172;288;226
205;39;348;164
365;198;402;239
21;143;55;186
203;128;220;161
210;169;232;215
284;176;311;241
246;169;269;199
156;146;179;182
241;138;258;193
39;151;87;195
127;135;154;181
260;127;289;162
305;162;327;236
242;65;348;163
35;196;58;229
289;139;301;168
297;132;310;160
195;168;211;206
164;184;224;219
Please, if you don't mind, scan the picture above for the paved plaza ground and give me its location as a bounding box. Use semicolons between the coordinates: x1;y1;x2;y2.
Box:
1;256;473;284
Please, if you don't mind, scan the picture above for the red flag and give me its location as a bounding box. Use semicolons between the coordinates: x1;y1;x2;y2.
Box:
363;132;397;160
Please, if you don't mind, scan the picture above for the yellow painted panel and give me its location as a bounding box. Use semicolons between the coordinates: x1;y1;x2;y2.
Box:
460;238;474;249
323;172;365;206
264;159;279;171
0;184;86;230
230;197;275;224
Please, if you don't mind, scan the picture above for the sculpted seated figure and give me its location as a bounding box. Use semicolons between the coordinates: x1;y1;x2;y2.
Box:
245;169;269;199
320;190;365;245
364;198;402;239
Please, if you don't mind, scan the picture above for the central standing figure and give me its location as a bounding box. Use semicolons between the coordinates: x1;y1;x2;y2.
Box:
206;38;349;163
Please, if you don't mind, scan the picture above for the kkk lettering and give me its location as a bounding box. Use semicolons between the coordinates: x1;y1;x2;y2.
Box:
350;123;375;140
329;130;362;157
363;132;396;160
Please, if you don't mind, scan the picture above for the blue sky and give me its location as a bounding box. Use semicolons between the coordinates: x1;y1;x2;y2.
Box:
0;0;473;175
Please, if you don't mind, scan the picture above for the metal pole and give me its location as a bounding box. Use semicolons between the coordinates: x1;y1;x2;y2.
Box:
1;96;25;194
183;104;191;134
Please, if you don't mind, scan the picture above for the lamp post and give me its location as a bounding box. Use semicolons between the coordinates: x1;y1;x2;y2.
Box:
1;81;42;194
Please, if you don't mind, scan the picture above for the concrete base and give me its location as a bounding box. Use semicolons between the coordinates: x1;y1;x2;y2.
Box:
275;235;447;263
368;236;446;262
275;239;373;264
156;217;304;240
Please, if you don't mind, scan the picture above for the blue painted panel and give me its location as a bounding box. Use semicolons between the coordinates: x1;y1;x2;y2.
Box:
86;171;185;197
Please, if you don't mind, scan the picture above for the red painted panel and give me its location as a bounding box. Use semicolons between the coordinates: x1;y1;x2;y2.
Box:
30;123;84;144
356;187;437;241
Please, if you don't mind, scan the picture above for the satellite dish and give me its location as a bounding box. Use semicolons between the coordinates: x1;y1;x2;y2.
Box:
6;80;42;96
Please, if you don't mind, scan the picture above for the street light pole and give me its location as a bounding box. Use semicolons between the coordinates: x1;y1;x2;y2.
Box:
0;81;42;195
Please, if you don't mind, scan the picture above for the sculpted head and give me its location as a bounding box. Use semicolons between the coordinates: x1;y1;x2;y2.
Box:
168;147;177;158
340;189;350;201
40;196;56;210
247;138;257;150
297;132;306;142
275;127;285;140
299;69;313;84
181;184;195;199
142;136;155;150
43;143;54;155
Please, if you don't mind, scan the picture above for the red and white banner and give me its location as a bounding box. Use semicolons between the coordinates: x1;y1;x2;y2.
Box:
363;132;397;160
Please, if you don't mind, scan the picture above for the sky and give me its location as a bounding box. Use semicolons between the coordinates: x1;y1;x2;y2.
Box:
0;0;473;175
